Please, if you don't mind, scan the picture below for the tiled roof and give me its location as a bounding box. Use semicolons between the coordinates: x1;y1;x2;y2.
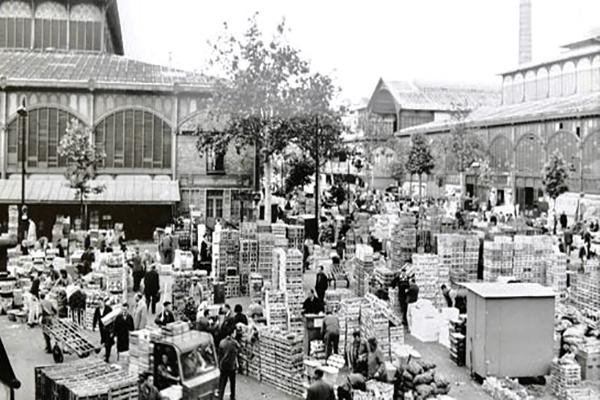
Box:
399;93;600;135
373;78;501;112
0;49;212;92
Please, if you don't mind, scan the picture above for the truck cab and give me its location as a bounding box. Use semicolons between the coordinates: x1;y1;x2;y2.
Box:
153;331;220;400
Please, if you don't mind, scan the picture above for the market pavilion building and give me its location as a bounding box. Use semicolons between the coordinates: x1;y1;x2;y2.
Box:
0;0;254;239
400;30;600;213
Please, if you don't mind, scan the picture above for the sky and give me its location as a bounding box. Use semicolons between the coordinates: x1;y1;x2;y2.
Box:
118;0;600;102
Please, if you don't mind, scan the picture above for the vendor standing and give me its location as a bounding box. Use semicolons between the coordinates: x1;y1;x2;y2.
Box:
302;289;323;315
315;266;329;304
130;247;145;292
39;291;57;353
321;310;340;360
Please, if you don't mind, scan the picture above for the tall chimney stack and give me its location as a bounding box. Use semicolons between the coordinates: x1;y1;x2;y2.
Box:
519;0;533;64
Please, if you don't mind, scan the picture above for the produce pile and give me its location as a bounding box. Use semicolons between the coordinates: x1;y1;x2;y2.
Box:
482;377;534;400
397;359;451;399
555;304;600;355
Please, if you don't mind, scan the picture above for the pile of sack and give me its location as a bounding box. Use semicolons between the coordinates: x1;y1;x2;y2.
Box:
398;359;451;399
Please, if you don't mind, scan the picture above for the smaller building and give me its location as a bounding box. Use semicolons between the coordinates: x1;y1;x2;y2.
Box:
361;78;501;190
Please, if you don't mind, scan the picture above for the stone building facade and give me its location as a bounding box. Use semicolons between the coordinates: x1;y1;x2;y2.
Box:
0;0;254;238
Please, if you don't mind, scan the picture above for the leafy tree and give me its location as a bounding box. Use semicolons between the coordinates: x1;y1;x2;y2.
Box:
447;105;487;201
389;160;406;187
197;14;343;223
406;132;435;202
284;157;315;195
542;149;569;213
58;120;106;229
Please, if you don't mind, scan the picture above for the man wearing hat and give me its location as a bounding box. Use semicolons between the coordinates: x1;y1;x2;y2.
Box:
306;368;335;400
155;301;175;327
92;296;114;362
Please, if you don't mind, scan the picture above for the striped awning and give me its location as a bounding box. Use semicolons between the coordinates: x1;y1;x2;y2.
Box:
0;177;180;204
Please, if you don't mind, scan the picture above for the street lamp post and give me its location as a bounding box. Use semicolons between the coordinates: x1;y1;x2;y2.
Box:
17;99;27;211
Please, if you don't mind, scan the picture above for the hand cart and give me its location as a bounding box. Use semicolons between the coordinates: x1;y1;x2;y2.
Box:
42;318;101;363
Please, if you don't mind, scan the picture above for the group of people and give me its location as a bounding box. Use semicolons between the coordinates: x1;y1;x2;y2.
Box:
306;329;388;400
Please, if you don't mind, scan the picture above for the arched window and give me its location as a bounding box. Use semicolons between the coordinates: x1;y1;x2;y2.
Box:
69;3;103;51
549;65;562;97
34;1;68;50
591;56;600;92
6;107;81;169
577;58;592;94
536;68;549;100
94;109;172;170
489;136;513;172
562;61;576;96
502;75;514;105
513;73;525;103
524;71;536;101
0;0;32;48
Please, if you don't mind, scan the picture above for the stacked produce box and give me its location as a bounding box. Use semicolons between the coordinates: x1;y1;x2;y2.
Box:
265;290;288;330
272;247;286;291
35;358;138;400
241;222;258;240
340;297;362;355
570;268;600;321
285;248;305;333
354;244;374;297
217;229;240;282
550;360;582;399
258;233;275;284
286;225;305;252
249;273;264;302
272;223;288;248
225;274;240;298
413;254;444;309
129;330;154;377
547;252;568;305
258;327;305;398
374;266;397;288
239;238;258;294
449;316;466;366
483;238;514;282
361;294;391;360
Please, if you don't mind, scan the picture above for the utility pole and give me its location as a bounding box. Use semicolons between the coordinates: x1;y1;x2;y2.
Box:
17;99;27;211
314;114;320;242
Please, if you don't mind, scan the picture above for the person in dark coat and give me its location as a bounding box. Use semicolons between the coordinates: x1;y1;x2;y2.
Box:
155;301;175;327
30;269;41;299
315;265;329;303
392;270;410;325
218;328;241;400
560;211;568;231
139;373;163;400
144;264;160;314
302;289;323;315
114;302;134;358
130;247;145;292
93;297;114;363
232;304;248;326
306;368;335;400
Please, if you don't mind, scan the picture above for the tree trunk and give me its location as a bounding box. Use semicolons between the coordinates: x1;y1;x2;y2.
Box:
459;170;466;209
80;192;85;230
418;174;423;204
264;158;273;223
